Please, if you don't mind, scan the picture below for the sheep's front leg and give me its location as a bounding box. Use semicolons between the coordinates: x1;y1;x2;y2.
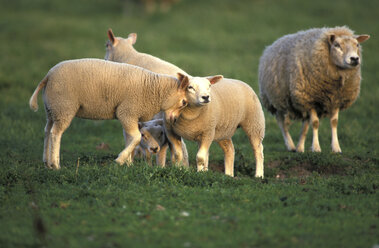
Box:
217;139;235;177
276;113;296;151
296;119;309;153
330;108;342;153
156;143;169;167
310;109;321;152
116;122;141;165
165;127;188;167
196;136;213;172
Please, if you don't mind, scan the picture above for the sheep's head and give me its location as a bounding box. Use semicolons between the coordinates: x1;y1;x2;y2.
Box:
163;74;189;125
139;120;166;154
184;74;223;106
105;29;137;62
328;33;370;69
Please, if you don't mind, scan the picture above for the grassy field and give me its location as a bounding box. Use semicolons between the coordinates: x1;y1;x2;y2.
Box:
0;0;378;247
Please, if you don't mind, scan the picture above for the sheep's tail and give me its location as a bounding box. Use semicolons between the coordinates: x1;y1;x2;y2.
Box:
29;75;48;112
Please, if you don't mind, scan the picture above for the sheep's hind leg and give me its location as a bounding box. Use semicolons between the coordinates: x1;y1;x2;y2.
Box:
43;117;53;167
330;108;341;153
296;119;309;153
310;109;321;152
276;113;296;151
48;118;73;170
116;122;141;165
217;139;235;177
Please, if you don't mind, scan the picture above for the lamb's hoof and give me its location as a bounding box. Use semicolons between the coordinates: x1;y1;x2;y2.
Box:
296;147;305;153
332;149;342;154
311;147;321;152
114;158;124;165
255;173;264;178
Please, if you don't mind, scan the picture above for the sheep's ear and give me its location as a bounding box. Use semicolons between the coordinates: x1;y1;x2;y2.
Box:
128;33;137;45
356;35;370;43
206;75;223;85
328;34;336;45
107;28;118;46
177;73;189;90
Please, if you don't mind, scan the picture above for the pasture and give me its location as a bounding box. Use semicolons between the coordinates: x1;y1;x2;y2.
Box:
0;0;378;247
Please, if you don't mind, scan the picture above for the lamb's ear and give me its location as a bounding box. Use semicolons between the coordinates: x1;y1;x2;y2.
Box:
206;75;223;85
107;28;118;46
153;119;164;126
356;35;370;43
138;122;142;130
177;73;189;90
328;34;336;45
128;33;137;45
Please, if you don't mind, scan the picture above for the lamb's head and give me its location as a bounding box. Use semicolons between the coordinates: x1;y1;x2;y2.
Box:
105;29;137;62
328;33;370;69
162;74;190;124
139;120;166;154
183;74;223;106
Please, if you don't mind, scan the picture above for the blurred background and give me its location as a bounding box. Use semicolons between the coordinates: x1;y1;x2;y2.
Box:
0;0;378;166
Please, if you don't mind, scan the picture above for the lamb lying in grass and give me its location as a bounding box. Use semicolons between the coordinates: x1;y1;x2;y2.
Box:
259;26;370;153
133;119;176;167
29;59;189;169
169;74;265;178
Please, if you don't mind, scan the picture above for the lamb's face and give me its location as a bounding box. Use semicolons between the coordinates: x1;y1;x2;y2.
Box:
139;123;165;154
186;77;212;106
186;75;223;106
329;34;370;69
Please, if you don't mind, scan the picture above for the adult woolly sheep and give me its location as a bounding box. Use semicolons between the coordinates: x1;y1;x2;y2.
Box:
259;26;369;153
29;58;189;169
170;74;265;178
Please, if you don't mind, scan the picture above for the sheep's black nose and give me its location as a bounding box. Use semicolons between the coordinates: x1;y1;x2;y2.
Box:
150;147;158;153
350;56;359;66
202;95;210;102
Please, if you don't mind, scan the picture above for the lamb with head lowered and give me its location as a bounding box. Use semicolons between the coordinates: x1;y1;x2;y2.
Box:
29;58;189;169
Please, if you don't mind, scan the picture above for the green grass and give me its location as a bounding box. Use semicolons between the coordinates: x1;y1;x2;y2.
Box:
0;0;378;247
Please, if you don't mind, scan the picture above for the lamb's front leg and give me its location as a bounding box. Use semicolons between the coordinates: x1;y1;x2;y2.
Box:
330;108;342;153
217;139;235;177
310;109;321;152
156;143;169;167
165;126;188;167
116;121;141;165
196;136;213;172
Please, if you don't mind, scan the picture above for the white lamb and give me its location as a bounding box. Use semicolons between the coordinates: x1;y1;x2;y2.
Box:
259;26;369;153
168;74;265;178
29;58;189;169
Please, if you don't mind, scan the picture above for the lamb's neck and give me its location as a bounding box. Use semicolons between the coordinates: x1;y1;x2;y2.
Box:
115;46;138;63
180;104;205;121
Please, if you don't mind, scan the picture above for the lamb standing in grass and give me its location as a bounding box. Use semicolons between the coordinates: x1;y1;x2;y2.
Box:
169;74;265;178
105;29;191;165
29;59;189;169
259;26;370;153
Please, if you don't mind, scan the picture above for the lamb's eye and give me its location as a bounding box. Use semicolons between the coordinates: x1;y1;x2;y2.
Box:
141;133;145;137
188;86;194;90
182;100;187;106
334;43;341;48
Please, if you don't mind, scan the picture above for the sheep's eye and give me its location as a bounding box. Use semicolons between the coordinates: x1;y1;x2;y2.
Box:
334;43;341;48
182;100;187;107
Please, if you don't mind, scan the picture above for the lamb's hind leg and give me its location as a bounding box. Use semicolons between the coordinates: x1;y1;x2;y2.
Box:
43;117;53;167
48;118;73;170
276;113;296;151
330;108;341;153
217;139;235;177
310;109;321;152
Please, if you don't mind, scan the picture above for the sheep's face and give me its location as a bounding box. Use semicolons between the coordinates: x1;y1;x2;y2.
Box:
186;75;224;106
328;34;370;69
139;121;165;154
105;29;137;62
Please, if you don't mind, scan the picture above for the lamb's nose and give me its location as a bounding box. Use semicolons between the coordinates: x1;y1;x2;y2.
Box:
150;147;158;153
350;56;359;66
202;95;210;102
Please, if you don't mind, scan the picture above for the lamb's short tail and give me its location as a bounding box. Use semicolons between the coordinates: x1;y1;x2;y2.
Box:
29;76;48;112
